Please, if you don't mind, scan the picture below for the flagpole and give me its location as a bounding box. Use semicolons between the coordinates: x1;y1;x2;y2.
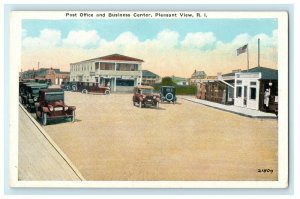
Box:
247;44;249;72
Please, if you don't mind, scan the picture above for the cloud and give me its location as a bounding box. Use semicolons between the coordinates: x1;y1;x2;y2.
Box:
63;30;100;48
22;28;278;77
181;32;216;49
22;29;61;49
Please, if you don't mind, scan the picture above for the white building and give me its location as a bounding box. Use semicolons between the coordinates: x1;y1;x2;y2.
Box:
70;54;144;92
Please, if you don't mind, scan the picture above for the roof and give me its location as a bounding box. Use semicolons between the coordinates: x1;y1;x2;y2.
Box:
222;66;278;80
83;54;144;63
191;70;206;78
40;89;64;93
247;66;278;80
135;85;154;89
142;70;160;78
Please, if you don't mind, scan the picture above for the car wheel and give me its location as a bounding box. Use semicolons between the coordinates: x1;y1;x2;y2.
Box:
42;112;47;126
166;93;174;102
82;89;88;94
139;101;142;108
71;110;75;122
105;90;110;95
72;85;77;91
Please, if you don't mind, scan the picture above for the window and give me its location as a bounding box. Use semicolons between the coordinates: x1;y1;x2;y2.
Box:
236;86;242;97
250;81;256;86
250;87;256;100
95;62;99;70
237;80;242;85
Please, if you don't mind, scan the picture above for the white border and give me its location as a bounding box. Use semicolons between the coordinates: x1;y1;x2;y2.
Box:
9;11;289;188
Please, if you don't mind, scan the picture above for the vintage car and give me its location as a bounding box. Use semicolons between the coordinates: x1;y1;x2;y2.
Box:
71;82;110;95
60;81;76;91
24;84;49;112
35;89;76;125
160;86;177;103
20;82;48;105
132;86;160;108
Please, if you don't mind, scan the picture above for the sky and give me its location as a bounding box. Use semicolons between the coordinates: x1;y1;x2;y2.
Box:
21;18;278;77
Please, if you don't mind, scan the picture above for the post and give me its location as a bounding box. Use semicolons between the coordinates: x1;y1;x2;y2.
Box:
258;38;260;67
247;44;249;72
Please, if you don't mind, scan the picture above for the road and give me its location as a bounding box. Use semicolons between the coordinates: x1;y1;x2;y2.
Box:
39;92;278;181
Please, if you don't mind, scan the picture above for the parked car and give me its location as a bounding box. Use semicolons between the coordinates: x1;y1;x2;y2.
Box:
160;86;177;103
24;84;49;112
35;89;76;125
132;85;160;108
19;82;48;105
71;82;110;95
60;81;76;91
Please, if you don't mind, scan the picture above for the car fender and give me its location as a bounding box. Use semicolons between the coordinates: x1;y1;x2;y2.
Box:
68;106;76;111
42;107;50;113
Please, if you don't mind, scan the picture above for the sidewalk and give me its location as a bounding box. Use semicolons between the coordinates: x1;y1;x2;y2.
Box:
179;96;277;119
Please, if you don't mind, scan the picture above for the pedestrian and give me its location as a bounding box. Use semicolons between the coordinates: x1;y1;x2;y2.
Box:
264;88;270;108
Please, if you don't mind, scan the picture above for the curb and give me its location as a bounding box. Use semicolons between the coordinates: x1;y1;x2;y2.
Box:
19;103;86;181
181;98;277;119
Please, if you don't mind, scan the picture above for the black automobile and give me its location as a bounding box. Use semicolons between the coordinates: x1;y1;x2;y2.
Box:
22;83;48;112
60;81;76;91
160;86;177;103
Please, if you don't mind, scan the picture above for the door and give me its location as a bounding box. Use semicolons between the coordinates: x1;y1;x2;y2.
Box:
243;86;248;107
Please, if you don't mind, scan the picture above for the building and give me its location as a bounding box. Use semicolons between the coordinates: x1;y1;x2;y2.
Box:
190;70;207;85
20;68;70;85
197;66;278;112
70;54;144;92
233;66;278;111
141;70;161;85
171;76;189;86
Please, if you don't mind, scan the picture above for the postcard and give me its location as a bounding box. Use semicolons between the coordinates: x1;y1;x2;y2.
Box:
10;11;288;188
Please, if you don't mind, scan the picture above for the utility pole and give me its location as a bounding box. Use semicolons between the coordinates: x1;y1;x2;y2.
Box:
247;44;249;72
258;38;260;67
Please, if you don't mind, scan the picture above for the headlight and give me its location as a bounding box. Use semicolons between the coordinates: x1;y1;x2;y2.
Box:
49;106;54;111
153;96;156;99
64;106;68;111
142;95;146;99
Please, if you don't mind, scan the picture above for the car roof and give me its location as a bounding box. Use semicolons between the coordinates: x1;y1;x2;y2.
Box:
135;85;154;89
40;88;64;93
161;86;175;88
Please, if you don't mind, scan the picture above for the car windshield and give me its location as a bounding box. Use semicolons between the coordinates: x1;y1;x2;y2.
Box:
45;92;64;101
165;88;174;92
141;89;153;94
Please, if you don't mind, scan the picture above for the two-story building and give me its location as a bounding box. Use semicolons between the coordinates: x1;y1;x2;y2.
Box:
70;54;144;92
141;70;161;85
190;70;207;85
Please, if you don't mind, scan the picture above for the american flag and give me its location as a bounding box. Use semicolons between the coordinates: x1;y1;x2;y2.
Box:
236;44;248;56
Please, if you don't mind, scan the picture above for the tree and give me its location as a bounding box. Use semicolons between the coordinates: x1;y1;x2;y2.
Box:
161;77;175;86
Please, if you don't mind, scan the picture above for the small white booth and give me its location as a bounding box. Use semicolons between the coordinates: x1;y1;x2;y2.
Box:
234;72;261;110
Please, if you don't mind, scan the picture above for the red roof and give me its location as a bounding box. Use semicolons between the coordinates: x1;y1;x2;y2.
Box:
87;54;144;62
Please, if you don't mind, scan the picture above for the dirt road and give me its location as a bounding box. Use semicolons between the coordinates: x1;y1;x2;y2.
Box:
42;92;278;181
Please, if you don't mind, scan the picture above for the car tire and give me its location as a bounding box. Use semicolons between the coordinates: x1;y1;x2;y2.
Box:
105;90;110;95
166;93;174;102
72;85;77;91
82;89;88;94
42;112;47;126
139;101;142;108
